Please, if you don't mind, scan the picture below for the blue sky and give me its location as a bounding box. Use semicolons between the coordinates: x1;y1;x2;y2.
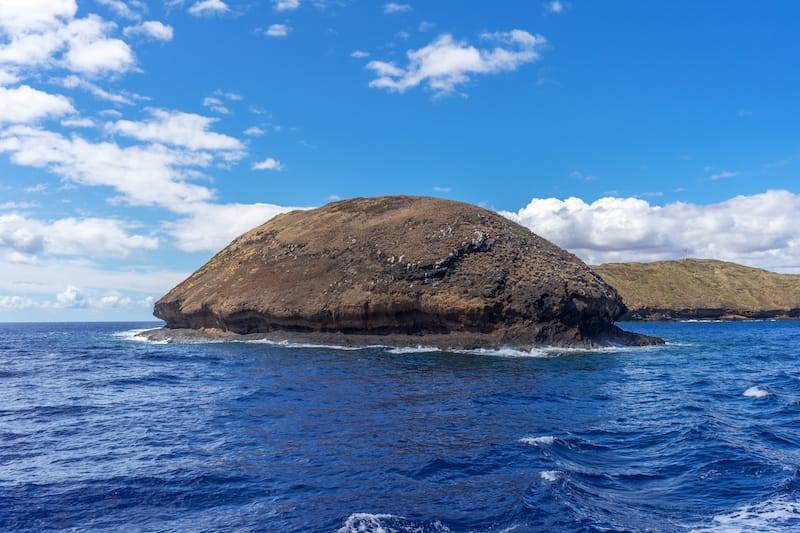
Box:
1;0;799;321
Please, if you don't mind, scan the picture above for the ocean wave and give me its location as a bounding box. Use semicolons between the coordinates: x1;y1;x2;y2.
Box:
540;470;560;482
112;329;169;344
520;435;556;446
337;513;452;533
743;386;770;399
386;345;442;354
690;496;800;532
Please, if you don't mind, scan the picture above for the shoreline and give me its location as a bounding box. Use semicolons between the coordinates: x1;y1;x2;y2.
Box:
136;325;663;350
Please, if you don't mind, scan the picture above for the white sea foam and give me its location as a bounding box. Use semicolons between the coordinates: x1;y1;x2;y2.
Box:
386;345;442;354
540;470;560;482
239;338;382;351
690;496;800;532
519;435;556;446
743;386;770;399
337;513;452;533
113;329;169;344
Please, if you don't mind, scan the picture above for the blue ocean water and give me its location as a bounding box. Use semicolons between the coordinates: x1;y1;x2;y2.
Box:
1;321;800;532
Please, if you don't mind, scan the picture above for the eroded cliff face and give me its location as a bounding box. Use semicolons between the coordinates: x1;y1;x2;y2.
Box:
155;195;661;348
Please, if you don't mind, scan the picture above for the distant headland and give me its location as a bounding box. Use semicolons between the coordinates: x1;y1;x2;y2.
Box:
593;259;800;321
145;195;662;349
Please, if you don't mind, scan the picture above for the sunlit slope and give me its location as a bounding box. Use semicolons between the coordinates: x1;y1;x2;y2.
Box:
593;259;800;320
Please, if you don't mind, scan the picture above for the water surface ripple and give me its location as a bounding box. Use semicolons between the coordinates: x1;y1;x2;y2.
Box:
1;321;799;532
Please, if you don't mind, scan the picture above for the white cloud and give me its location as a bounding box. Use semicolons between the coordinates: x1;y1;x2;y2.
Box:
97;0;146;21
274;0;300;11
252;157;283;170
0;294;37;309
501;190;800;272
60;117;95;128
0;257;187;299
709;170;741;180
166;202;299;252
55;74;138;105
60;15;136;74
367;30;546;95
265;24;291;37
432;186;451;193
213;89;243;101
57;285;89;307
244;126;265;136
107;108;245;152
0;4;139;75
351;50;369;58
202;96;231;114
0;201;38;210
384;3;412;13
0;68;20;86
123;21;174;42
0;212;158;258
544;1;566;14
0;85;74;124
188;0;230;16
0;0;77;34
0;125;216;210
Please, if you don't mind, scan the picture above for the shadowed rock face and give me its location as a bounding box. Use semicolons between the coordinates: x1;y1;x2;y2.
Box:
154;196;661;348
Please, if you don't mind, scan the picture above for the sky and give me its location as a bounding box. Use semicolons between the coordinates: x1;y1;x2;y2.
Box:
1;0;799;321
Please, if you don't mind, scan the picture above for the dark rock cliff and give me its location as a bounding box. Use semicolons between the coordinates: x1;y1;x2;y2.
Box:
154;196;661;348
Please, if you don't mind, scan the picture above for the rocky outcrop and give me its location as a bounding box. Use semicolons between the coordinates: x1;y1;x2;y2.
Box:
154;196;662;348
593;259;800;321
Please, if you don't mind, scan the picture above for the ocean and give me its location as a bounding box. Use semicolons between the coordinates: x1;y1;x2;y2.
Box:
1;321;799;532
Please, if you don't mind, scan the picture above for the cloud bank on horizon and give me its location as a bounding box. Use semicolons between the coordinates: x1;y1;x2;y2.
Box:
0;1;798;320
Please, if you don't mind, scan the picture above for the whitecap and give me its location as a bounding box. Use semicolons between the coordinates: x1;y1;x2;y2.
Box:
540;470;560;482
743;386;770;399
337;513;452;533
689;496;800;532
519;435;556;446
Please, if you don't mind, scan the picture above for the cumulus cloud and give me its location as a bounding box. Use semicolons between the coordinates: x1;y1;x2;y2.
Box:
60;15;136;74
166;202;300;252
0;212;158;258
265;24;291;37
252;157;283;170
274;0;300;11
0;0;77;34
188;0;230;16
0;7;136;76
501;190;800;272
123;21;174;42
0;85;75;123
366;30;546;95
384;3;412;13
107;108;245;152
0;125;216;210
351;50;369;58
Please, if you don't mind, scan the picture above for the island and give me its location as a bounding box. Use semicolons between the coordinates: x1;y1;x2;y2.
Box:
147;195;662;348
594;259;800;321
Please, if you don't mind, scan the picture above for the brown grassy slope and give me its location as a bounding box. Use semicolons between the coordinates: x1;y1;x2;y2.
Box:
593;259;800;314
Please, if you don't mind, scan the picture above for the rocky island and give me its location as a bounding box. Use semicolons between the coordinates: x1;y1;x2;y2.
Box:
594;259;800;321
148;196;662;349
